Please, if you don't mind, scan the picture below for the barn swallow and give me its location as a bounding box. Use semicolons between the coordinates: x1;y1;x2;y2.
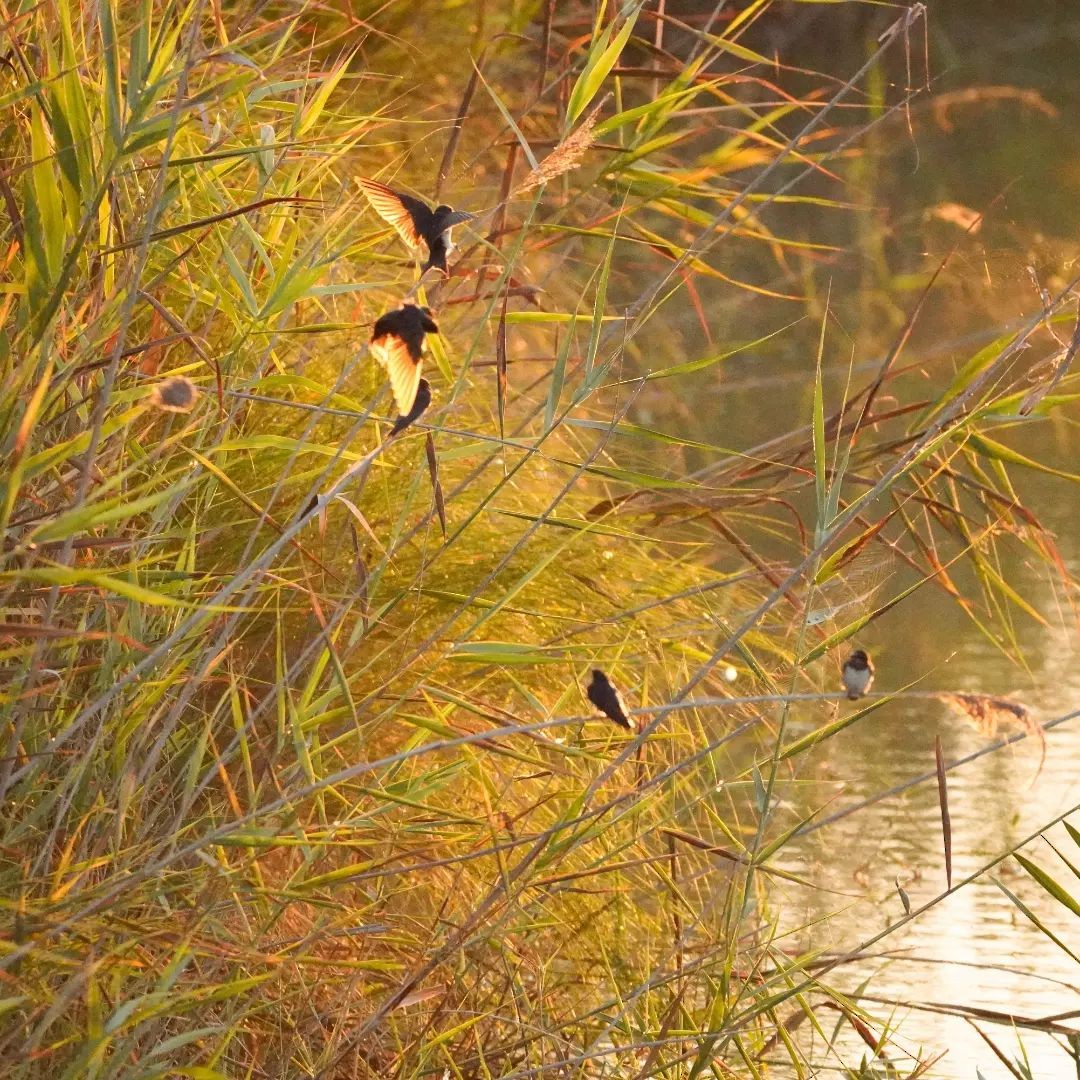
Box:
149;375;198;413
357;177;474;275
389;378;432;436
841;649;875;700
586;669;633;730
370;303;439;415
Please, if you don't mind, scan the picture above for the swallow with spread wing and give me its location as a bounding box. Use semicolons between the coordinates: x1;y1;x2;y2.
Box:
370;303;439;416
389;378;432;437
841;649;875;700
357;177;474;275
586;669;633;730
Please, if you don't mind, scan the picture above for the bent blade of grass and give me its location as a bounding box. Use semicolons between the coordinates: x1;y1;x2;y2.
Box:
644;319;802;380
473;60;538;171
1013;853;1080;920
565;4;642;128
295;47;358;138
449;642;565;665
993;878;1080;967
502;310;622;325
777;696;890;762
584;226;617;381
1;567;230;611
595;80;713;137
29;486;187;545
812;295;828;542
963;432;1080;484
935;735;952;891
545;316;578;433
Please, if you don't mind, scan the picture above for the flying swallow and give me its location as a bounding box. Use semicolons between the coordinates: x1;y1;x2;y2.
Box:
586;669;633;730
357;177;474;276
389;378;432;436
841;649;875;700
370;302;439;415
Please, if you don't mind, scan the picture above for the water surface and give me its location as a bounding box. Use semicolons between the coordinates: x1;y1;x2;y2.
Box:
661;6;1080;1075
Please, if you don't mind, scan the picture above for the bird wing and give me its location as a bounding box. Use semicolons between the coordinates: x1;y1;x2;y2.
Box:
390;380;432;436
371;332;423;415
588;677;630;728
610;687;631;728
435;210;474;234
357;178;431;248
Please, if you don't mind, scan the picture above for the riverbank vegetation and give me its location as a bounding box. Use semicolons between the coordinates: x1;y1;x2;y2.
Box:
2;1;1078;1076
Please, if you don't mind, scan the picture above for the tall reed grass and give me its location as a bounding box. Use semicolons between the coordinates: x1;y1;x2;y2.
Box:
1;1;1077;1076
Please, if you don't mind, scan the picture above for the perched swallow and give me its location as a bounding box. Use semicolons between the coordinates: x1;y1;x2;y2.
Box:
357;177;474;275
841;649;875;700
370;303;439;415
389;378;432;437
149;375;198;413
586;669;633;730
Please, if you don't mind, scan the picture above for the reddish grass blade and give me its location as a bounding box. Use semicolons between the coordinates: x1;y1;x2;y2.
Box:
425;432;446;538
935;734;953;890
496;291;508;442
100;196;319;254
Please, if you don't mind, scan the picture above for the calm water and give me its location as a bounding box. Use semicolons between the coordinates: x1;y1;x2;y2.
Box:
776;584;1080;1077
659;5;1080;1076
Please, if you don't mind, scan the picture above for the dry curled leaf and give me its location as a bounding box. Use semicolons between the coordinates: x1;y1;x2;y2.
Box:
926;201;982;233
930;85;1057;133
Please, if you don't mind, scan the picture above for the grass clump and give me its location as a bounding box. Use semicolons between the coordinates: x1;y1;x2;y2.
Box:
1;2;1078;1078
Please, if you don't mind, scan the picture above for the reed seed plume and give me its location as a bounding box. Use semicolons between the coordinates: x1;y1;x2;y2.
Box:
935;691;1033;737
516;97;608;194
148;374;199;413
937;691;1046;779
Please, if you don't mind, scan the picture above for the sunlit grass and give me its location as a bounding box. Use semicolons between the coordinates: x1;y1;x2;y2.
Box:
1;1;1078;1077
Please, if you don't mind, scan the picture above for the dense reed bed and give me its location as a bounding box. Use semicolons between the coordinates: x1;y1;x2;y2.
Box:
1;2;1077;1076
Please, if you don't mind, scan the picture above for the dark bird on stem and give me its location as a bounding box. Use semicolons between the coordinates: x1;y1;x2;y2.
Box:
370;303;439;415
586;669;633;730
389;378;432;436
357;177;474;275
841;649;875;700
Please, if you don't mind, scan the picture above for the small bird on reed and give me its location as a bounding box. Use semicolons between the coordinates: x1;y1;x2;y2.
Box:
586;669;633;730
370;303;439;415
841;649;875;700
357;177;474;275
